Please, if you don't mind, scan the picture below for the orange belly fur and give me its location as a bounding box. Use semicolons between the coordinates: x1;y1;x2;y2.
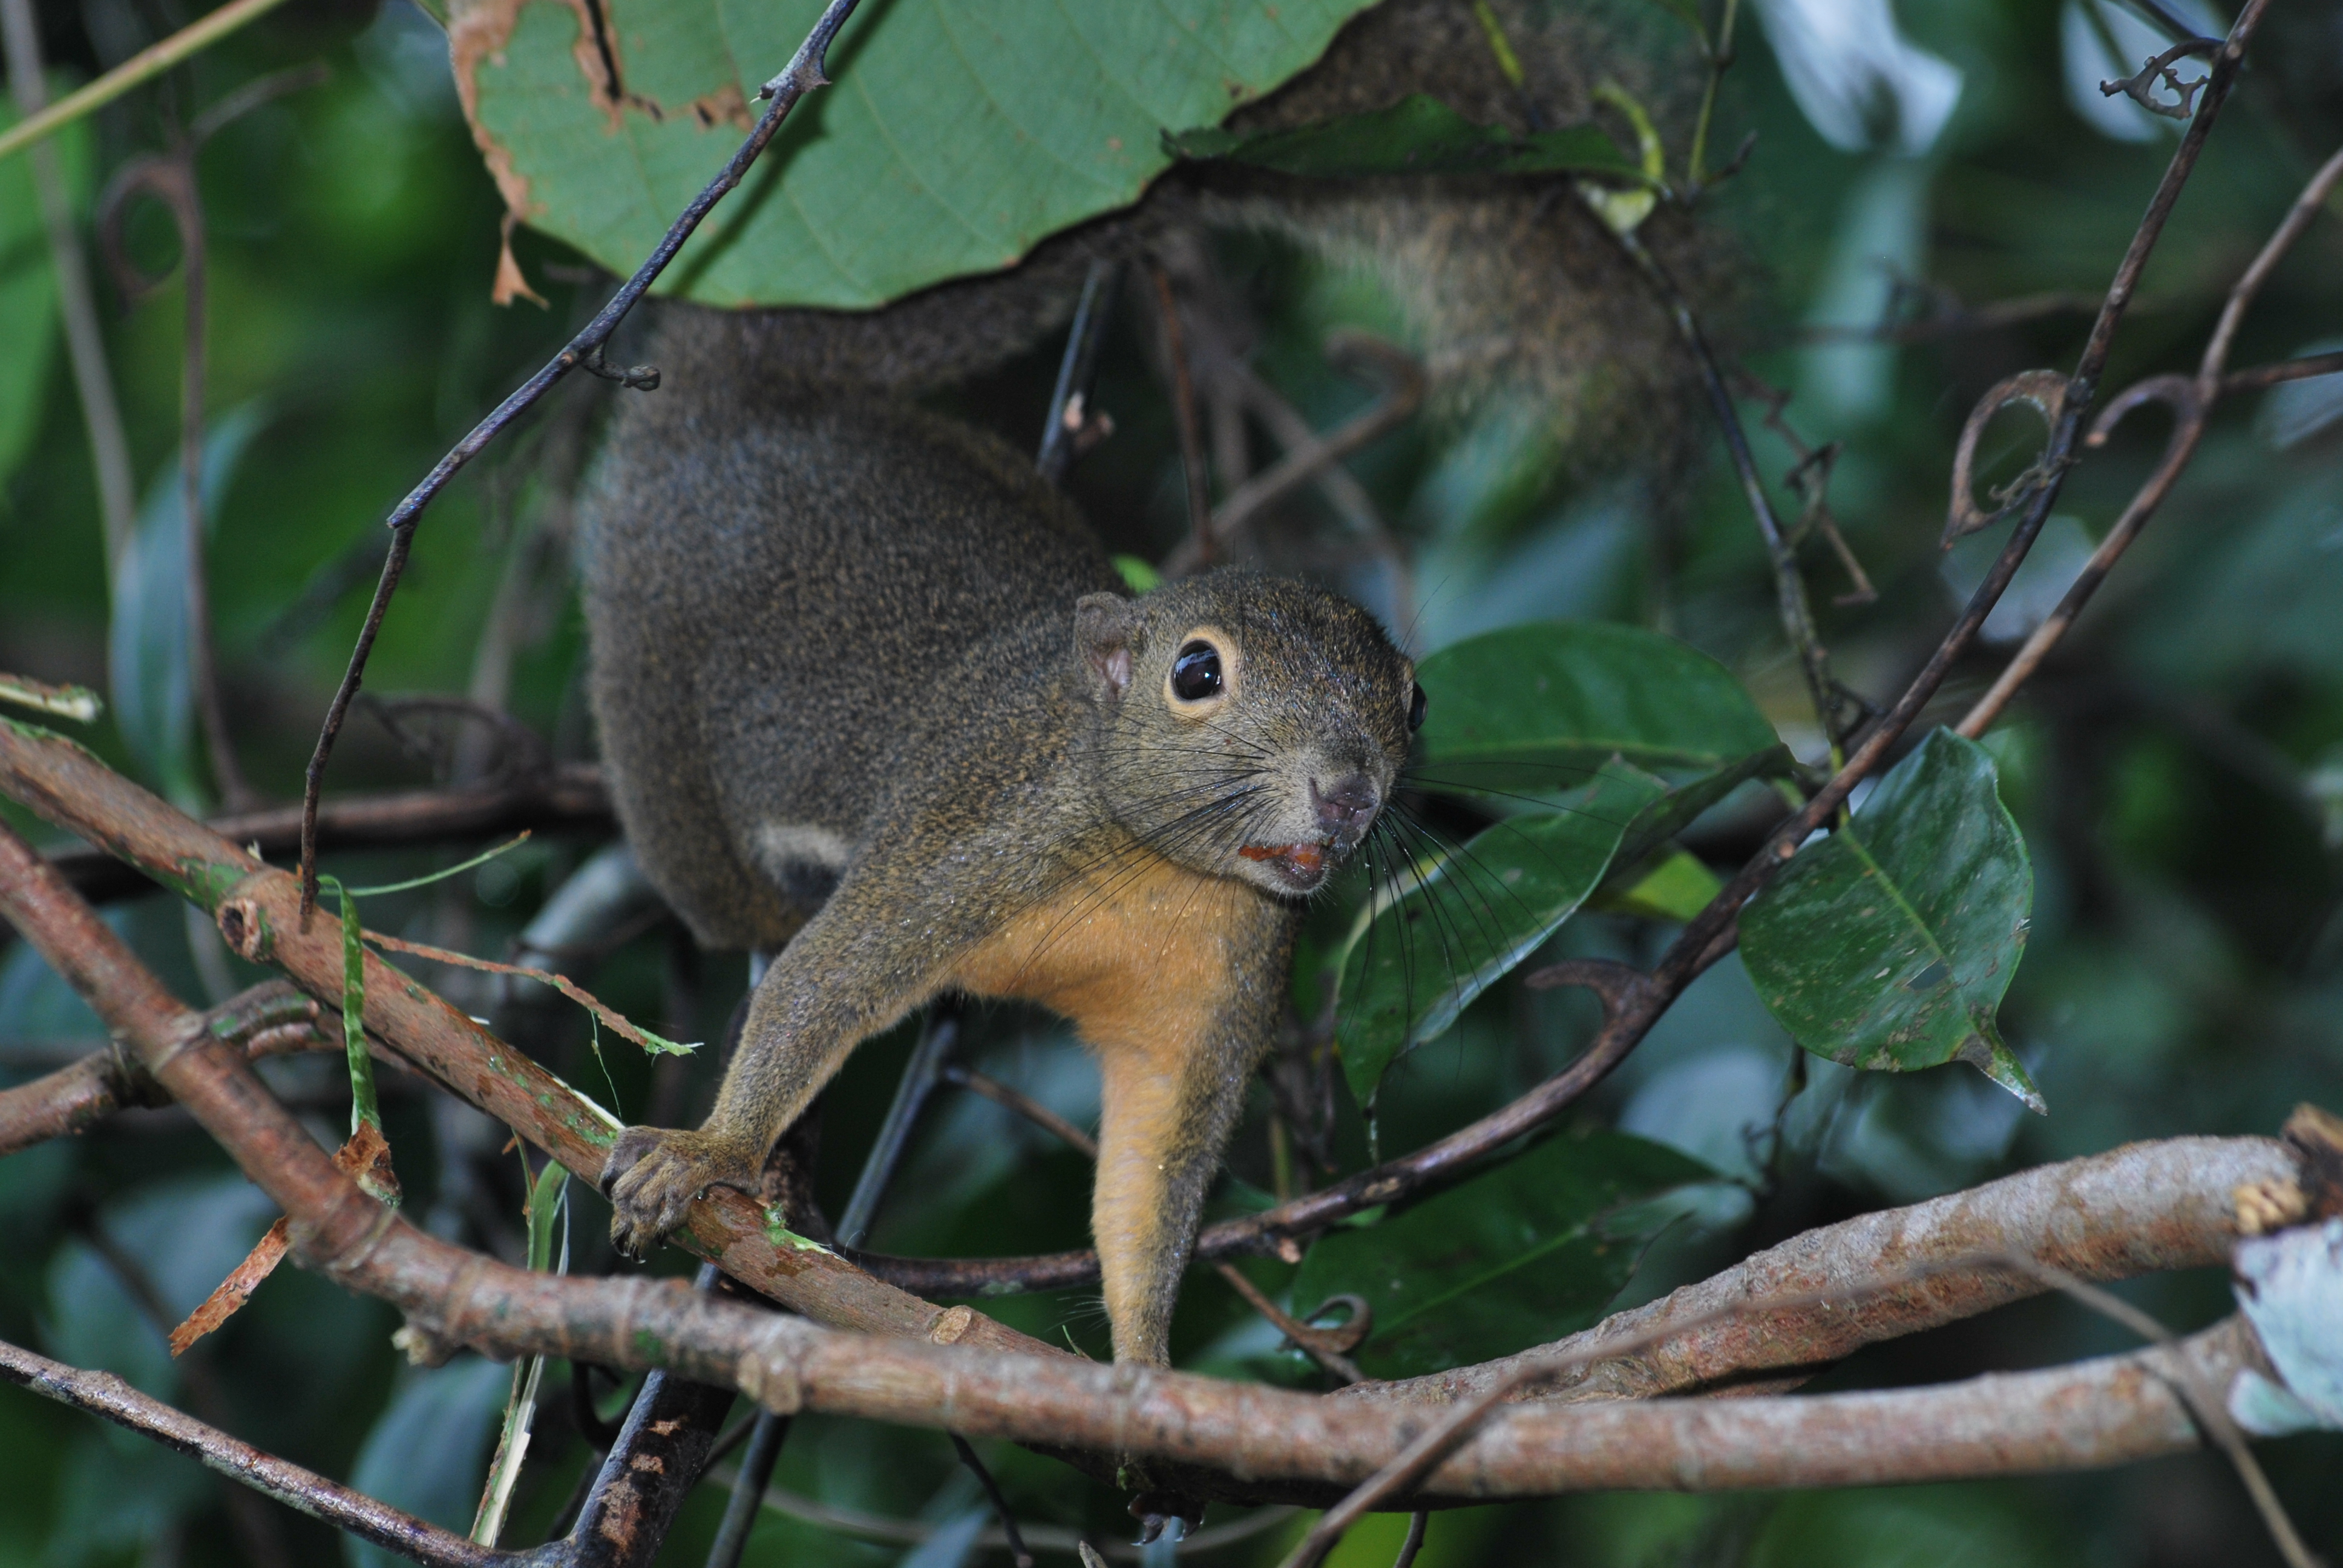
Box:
948;850;1246;1070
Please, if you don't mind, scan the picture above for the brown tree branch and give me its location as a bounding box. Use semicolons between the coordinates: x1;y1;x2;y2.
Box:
0;808;2307;1512
0;1042;166;1154
0;719;1054;1362
0;1338;516;1568
45;763;614;906
0;979;318;1155
1349;1133;2293;1409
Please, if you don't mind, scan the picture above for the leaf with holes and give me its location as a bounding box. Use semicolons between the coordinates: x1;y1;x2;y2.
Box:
453;0;1375;309
1167;93;1646;181
1293;1131;1721;1380
1409;620;1787;811
1740;730;2042;1109
1332;760;1664;1106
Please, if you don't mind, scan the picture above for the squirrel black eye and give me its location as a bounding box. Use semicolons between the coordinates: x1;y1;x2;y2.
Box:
1407;683;1427;732
1171;641;1224;702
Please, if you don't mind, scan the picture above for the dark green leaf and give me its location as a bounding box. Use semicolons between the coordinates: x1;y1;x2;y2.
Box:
1740;730;2042;1109
1168;93;1647;181
1409;621;1784;808
1293;1132;1720;1380
464;0;1374;309
1334;762;1663;1105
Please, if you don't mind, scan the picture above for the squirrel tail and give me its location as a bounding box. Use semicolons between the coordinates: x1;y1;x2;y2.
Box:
646;0;1714;463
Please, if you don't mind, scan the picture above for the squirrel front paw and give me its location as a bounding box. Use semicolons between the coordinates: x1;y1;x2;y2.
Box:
600;1126;761;1258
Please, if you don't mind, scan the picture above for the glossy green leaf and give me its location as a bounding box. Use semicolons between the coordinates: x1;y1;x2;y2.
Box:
1293;1131;1720;1380
1741;730;2042;1109
1334;762;1663;1105
460;0;1374;309
1167;94;1646;181
1409;621;1785;807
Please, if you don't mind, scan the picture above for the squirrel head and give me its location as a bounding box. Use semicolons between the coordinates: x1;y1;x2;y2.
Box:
1073;571;1418;898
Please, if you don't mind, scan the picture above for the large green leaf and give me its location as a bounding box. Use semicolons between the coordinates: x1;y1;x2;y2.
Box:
455;0;1374;309
1333;762;1663;1105
1740;730;2043;1110
1409;621;1785;807
1167;93;1645;181
1292;1131;1719;1380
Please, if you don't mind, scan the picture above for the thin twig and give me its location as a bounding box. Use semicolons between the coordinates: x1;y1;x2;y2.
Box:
1958;134;2343;738
47;763;614;906
2221;349;2343;393
1210;1261;1368;1385
1038;258;1118;484
0;0;137;562
942;1063;1096;1157
297;0;868;927
836;1007;958;1247
1784;287;2102;348
0;1337;512;1568
365;929;696;1057
72;1214;298;1568
952;1433;1037;1568
703;1413;789;1568
1391;1512;1428;1568
100;155;249;808
1608;225;1847;750
0;0;297;166
2004;1256;2319;1568
2102;38;2218;119
706;1466;1299;1561
1148;259;1216;569
1164;333;1426;575
0;981;317;1156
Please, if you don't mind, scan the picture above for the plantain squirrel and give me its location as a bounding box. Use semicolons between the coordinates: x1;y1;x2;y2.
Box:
579;0;1717;1371
582;307;1418;1367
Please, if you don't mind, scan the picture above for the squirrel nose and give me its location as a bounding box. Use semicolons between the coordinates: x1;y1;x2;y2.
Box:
1311;774;1380;838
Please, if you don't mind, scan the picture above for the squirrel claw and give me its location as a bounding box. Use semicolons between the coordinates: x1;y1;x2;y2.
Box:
600;1126;756;1258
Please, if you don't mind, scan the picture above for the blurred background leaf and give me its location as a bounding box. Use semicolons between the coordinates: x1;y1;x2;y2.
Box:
1292;1130;1722;1380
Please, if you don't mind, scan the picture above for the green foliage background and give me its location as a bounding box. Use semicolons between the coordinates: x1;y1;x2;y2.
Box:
2;0;2342;1563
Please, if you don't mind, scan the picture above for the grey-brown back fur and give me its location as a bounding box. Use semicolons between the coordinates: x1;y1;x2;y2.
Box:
582;308;1124;950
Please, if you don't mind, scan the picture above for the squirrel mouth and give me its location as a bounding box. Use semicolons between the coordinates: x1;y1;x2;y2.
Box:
1239;840;1329;889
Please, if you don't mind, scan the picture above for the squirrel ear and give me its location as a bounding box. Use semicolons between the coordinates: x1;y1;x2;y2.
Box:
1075;593;1139;698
